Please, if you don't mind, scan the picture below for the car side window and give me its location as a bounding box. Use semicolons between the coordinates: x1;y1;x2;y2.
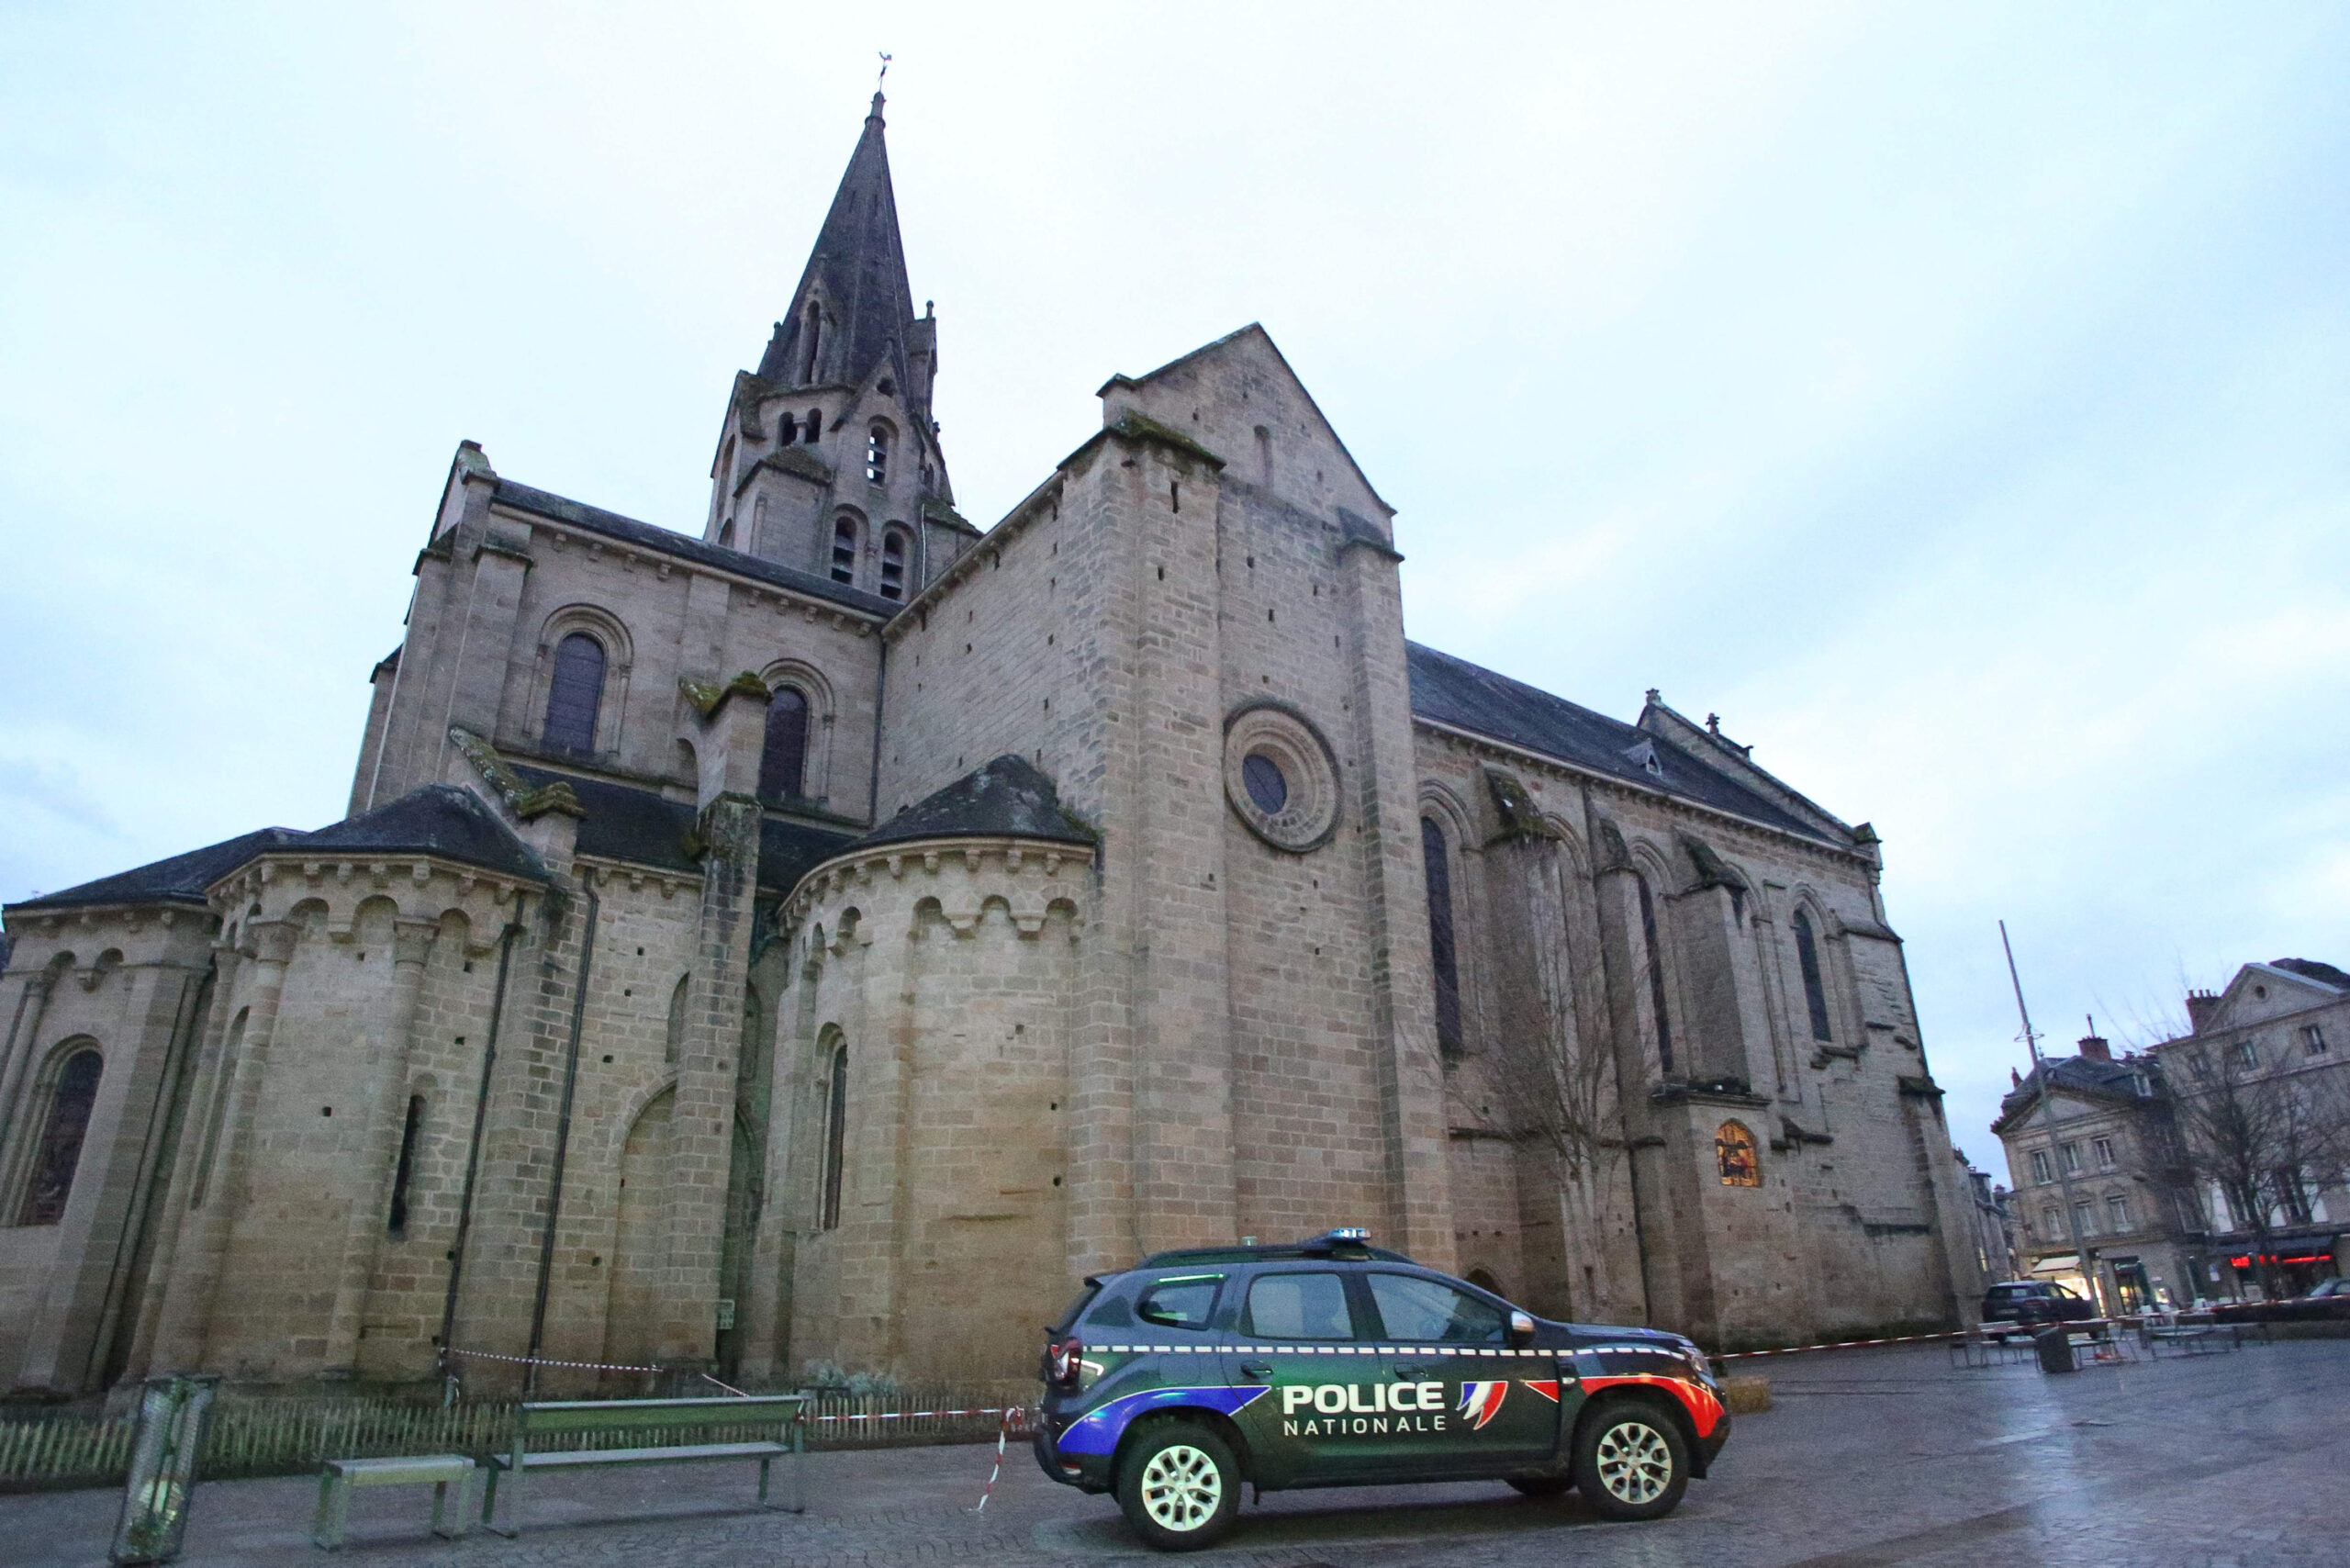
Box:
1366;1272;1507;1344
1136;1275;1222;1329
1243;1271;1355;1339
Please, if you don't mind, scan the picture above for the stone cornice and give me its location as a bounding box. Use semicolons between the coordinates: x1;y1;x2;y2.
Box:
4;902;213;939
781;834;1091;933
1416;716;1870;869
499;508;884;636
575;856;699;901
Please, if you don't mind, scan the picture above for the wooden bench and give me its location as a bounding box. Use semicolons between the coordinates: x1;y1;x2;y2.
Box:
311;1454;478;1550
481;1394;806;1538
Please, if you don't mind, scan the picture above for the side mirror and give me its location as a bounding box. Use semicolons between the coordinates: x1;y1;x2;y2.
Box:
1508;1310;1537;1348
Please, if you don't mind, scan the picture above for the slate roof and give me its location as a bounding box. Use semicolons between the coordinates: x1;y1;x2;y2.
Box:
1404;643;1833;842
489;480;900;619
299;786;546;881
1995;1055;2156;1127
755;93;922;413
2268;958;2350;991
7;788;544;916
509;766;856;895
853;756;1096;854
8;826;308;912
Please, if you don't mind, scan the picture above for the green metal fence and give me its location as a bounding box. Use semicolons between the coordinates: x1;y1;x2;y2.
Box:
0;1383;1034;1492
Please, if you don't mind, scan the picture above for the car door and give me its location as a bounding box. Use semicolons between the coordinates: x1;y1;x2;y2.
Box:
1220;1267;1393;1486
1361;1270;1561;1477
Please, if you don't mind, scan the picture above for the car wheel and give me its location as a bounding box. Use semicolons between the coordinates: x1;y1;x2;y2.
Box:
1116;1421;1240;1551
1506;1474;1572;1496
1573;1402;1690;1521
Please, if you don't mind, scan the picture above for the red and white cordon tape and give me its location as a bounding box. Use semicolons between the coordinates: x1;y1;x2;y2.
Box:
444;1348;666;1373
1717;1329;1964;1361
969;1406;1035;1514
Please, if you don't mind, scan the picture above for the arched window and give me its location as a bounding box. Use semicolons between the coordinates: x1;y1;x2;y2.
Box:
1716;1120;1761;1187
759;686;810;799
386;1093;424;1238
1420;817;1463;1058
829;517;858;585
1792;909;1833;1042
804;409;822;443
821;1037;847;1231
1637;875;1675;1073
666;974;690;1065
878;529;908;601
776;410;795;447
16;1047;102;1226
718;520;735;550
543;633;606;754
865;424;890;486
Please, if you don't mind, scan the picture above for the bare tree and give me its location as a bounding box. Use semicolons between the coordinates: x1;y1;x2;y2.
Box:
1476;826;1630;1320
2163;1047;2350;1300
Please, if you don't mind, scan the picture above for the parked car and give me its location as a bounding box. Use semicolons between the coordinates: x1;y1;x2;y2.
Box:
2215;1275;2350;1325
1981;1280;2096;1334
1034;1228;1730;1551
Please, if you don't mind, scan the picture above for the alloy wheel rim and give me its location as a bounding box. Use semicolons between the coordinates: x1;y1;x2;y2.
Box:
1139;1443;1223;1531
1595;1420;1673;1505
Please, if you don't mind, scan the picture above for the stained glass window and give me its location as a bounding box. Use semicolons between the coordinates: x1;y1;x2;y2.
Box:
1716;1120;1760;1187
17;1047;102;1226
1793;909;1833;1042
760;687;809;799
1421;817;1463;1058
543;633;605;754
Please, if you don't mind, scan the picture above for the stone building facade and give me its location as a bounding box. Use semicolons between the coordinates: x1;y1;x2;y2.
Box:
1993;1034;2189;1311
1995;960;2350;1310
0;95;1982;1397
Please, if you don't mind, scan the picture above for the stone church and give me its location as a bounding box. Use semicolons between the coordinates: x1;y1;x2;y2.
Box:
0;95;1981;1396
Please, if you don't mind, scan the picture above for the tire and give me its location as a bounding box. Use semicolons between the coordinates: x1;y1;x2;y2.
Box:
1506;1474;1573;1496
1572;1402;1690;1521
1116;1421;1240;1551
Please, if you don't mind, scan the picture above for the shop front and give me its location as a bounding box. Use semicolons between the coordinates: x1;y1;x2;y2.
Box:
2221;1228;2340;1300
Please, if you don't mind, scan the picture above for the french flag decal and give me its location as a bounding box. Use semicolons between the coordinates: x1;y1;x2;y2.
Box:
1458;1381;1509;1430
1521;1380;1561;1402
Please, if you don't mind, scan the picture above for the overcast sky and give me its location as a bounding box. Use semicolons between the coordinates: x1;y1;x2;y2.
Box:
5;3;2345;1185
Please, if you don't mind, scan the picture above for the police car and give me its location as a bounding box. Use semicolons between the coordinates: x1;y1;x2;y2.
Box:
1034;1228;1729;1550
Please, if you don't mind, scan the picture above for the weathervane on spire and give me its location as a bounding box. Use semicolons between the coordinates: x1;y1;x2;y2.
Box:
878;51;891;89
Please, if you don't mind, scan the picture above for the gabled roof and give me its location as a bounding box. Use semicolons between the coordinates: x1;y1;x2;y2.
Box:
1404;643;1835;843
855;756;1096;853
1993;1054;2158;1130
1098;323;1392;516
755;93;921;411
2185;958;2350;1037
2268;958;2350;991
8;826;308;913
490;479;900;617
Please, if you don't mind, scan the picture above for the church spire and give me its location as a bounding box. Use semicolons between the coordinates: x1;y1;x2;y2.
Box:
756;92;923;411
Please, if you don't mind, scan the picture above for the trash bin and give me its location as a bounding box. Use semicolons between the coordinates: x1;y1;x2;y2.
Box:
2033;1325;2076;1375
110;1373;218;1564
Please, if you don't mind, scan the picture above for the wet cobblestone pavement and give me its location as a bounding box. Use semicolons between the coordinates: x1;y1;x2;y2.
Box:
10;1339;2347;1566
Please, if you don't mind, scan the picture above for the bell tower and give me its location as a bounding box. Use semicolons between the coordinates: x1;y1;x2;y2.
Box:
701;93;968;600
